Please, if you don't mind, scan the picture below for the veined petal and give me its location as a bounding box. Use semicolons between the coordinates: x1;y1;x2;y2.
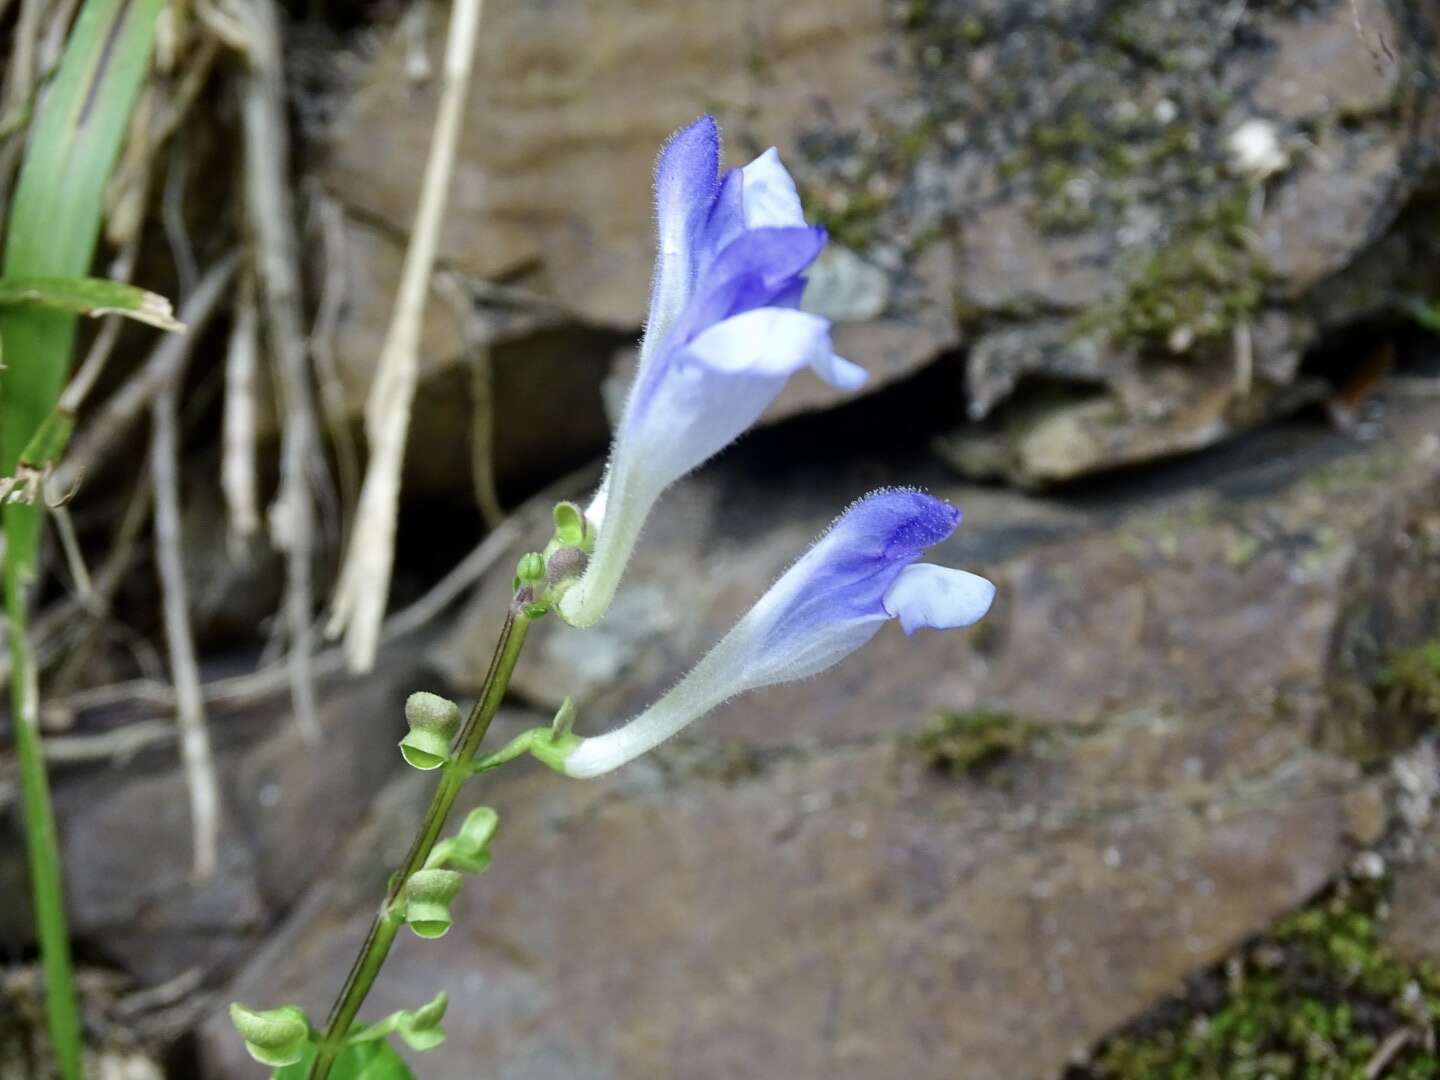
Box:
747;489;960;652
685;307;834;379
697;169;746;271
676;226;828;335
687;306;866;393
883;564;996;635
641;116;721;365
811;350;868;391
740;147;806;228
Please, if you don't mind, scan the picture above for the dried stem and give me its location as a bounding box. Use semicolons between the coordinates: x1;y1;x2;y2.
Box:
306;189;360;537
54;256;238;495
59;462;595;720
221;271;261;542
239;0;323;742
327;0;485;673
151;379;220;879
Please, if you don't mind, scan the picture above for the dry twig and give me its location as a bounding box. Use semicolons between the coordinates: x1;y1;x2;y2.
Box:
53;256;238;495
221;271;261;543
327;0;485;673
59;462;597;726
151;378;220;879
306;188;360;537
435;271;503;527
238;0;324;742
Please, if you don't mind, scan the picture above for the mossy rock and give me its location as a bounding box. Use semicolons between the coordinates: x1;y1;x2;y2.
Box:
1073;877;1440;1079
912;709;1043;774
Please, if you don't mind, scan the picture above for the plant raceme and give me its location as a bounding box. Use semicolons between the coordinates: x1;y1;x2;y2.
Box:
556;114;868;630
537;114;995;775
234;115;995;1080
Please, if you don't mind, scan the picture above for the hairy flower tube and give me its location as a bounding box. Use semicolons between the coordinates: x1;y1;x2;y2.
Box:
556;115;867;628
551;489;995;778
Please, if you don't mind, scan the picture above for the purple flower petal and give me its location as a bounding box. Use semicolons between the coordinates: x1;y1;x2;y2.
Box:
558;489;994;777
884;564;997;635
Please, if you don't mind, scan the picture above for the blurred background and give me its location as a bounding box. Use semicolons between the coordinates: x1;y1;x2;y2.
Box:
3;0;1440;1076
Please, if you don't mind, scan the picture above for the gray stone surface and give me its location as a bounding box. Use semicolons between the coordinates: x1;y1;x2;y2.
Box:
194;385;1440;1078
317;0;1440;484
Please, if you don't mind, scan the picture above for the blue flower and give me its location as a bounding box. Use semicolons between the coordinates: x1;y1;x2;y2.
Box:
554;489;995;778
558;116;867;628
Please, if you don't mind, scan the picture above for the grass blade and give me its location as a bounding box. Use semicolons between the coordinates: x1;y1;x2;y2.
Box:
0;3;166;1078
0;275;184;330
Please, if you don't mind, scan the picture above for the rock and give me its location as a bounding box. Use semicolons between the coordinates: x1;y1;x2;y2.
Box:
1341;782;1389;848
320;0;1440;486
34;644;432;987
319;0;959;437
863;0;1439;483
936;317;1327;487
201;721;1356;1080
195;372;1440;1079
1384;810;1440;968
286;213;619;499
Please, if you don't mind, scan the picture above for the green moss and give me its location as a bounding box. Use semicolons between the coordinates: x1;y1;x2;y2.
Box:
1379;640;1440;720
797;112;941;252
808;188;889;251
913;710;1042;773
1080;877;1440;1079
1077;195;1273;353
1030;161;1099;233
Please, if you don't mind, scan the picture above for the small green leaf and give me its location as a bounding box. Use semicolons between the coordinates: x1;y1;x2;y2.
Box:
17;410;76;471
551;697;577;739
228;1003;312;1068
0;275;183;331
273;1039;415;1080
1409;300;1440;334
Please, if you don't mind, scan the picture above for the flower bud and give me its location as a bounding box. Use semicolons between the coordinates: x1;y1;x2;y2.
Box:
403;869;463;939
425;806;498;875
228;1003;312;1067
400;691;462;770
515;552;546;586
400;992;449;1051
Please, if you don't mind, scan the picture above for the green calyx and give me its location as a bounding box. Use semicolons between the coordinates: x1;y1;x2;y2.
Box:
551;501;590;549
346;991;449;1053
529;728;583;774
228;1003;313;1067
400;692;462;770
402;869;463;939
398;808;501;939
470;699;582;777
424;806;498;875
509;502;596;618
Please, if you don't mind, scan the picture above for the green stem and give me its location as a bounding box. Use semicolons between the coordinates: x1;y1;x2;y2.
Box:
308;610;531;1080
6;555;83;1080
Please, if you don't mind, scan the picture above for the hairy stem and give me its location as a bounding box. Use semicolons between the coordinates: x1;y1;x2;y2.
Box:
308;610;530;1080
